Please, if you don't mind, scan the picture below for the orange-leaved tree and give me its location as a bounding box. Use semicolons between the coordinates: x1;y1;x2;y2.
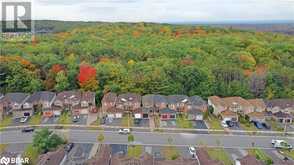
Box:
77;64;98;91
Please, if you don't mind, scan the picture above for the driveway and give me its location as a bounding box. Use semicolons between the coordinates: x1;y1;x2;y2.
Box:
193;120;208;129
41;116;59;124
64;143;93;165
134;119;149;127
160;120;177;128
105;118;122;126
110;144;127;155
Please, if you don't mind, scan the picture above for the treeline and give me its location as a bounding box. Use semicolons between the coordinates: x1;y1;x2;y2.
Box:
1;23;293;102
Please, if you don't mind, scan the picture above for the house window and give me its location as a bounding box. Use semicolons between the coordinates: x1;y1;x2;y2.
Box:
162;114;168;119
170;114;175;119
279;119;284;123
286;119;291;123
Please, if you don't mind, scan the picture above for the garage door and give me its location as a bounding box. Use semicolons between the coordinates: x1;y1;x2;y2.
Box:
107;114;114;118
134;113;141;119
43;111;53;117
115;113;122;118
196;115;203;120
143;114;148;118
80;109;88;115
24;112;30;116
53;111;61;116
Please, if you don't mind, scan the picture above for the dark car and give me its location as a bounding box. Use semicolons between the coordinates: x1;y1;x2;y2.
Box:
262;122;271;130
72;115;80;123
64;143;74;152
21;127;34;133
134;119;141;125
253;121;263;129
225;120;234;127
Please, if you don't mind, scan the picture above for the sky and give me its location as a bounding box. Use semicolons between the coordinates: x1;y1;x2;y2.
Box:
18;0;294;22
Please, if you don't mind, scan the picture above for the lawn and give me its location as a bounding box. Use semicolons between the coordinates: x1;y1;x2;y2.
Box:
23;144;40;165
161;146;180;160
0;144;8;154
176;115;193;128
128;145;142;158
206;115;223;130
58;112;71;124
29;113;42;125
0;116;13;128
267;120;284;132
121;115;133;127
240;122;258;132
154;115;160;128
206;148;233;165
248;149;273;165
279;149;294;160
90;118;100;126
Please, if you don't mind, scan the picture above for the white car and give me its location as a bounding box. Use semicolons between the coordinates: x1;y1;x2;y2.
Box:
118;128;131;134
272;140;293;150
188;146;196;155
221;121;228;128
20;116;29;123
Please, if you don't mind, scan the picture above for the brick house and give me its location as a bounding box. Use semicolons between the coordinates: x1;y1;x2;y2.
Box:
154;95;168;111
186;96;208;120
247;99;266;122
37;147;65;165
142;94;168;114
72;91;96;116
116;93;141;112
265;99;294;114
22;91;56;117
107;107;123;119
159;108;177;120
101;92;117;113
4;93;30;119
53;91;81;116
236;155;265;165
273;111;293;124
167;95;188;112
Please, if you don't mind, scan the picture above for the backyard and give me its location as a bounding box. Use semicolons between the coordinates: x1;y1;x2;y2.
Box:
248;149;273;165
29;112;42;125
206;148;233;165
206;115;223;130
127;145;142;158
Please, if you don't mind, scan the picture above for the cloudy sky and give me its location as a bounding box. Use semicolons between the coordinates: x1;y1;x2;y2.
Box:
32;0;294;22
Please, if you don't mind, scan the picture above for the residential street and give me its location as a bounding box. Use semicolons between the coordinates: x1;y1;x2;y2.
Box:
1;129;293;149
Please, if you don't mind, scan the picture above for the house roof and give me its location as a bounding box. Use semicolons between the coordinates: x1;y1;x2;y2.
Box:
153;95;168;104
102;92;117;103
4;92;29;104
248;99;266;110
87;144;111;165
37;147;65;165
188;96;207;106
159;108;176;114
273;111;293;118
142;94;155;106
196;148;223;165
81;91;95;103
265;99;294;110
208;96;226;107
117;93;141;104
155;156;198;165
111;152;153;165
247;112;265;119
237;155;265;165
167;95;188;104
55;91;81;103
220;110;237;117
222;97;253;109
107;107;123;113
25;91;55;103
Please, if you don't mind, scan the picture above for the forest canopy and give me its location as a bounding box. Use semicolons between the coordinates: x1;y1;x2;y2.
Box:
1;22;293;102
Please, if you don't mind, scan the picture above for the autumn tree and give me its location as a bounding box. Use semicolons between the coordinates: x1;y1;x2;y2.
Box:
77;64;98;91
54;71;70;92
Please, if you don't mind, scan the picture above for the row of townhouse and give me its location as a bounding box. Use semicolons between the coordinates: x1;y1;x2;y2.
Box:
208;96;294;123
101;93;208;120
0;91;96;120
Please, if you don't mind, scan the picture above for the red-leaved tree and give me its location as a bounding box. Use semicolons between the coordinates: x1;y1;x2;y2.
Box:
77;64;98;91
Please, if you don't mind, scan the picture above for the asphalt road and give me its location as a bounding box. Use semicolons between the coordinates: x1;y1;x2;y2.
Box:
1;129;293;149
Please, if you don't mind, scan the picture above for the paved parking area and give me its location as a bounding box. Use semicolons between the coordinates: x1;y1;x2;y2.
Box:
41;116;59;124
160;120;177;128
111;144;127;155
134;119;149;127
64;143;93;165
105;118;122;126
11;118;30;126
193;120;208;129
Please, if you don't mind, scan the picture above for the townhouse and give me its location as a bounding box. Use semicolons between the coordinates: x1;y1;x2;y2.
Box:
208;96;265;122
4;93;30;119
186;96;208;121
265;99;294;124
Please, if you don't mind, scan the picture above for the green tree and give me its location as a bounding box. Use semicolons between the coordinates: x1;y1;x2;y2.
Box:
128;134;134;143
33;128;65;153
97;133;105;143
54;71;70;92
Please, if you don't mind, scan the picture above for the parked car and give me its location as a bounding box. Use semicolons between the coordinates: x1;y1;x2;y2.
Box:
272;140;293;150
72;115;80;123
21;127;34;133
221;121;228;128
188;146;196;156
64;143;74;152
20;116;29;123
262;122;271;130
253;121;263;129
118;128;131;134
134;119;141;125
225;120;234;127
